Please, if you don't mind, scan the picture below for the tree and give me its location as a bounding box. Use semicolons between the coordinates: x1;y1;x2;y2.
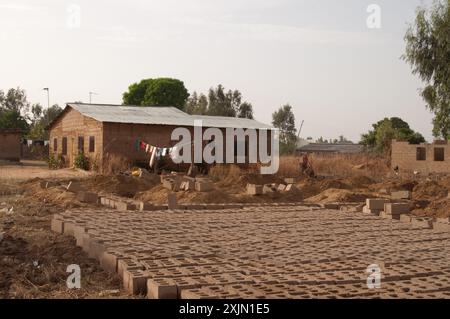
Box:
185;85;254;119
403;0;450;139
0;88;30;131
27;104;63;140
360;117;426;153
272;104;297;154
122;78;189;110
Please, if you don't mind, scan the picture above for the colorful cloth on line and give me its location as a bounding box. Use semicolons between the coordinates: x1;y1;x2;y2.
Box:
134;139;176;168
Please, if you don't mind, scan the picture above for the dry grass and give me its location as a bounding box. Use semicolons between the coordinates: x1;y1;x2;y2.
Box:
102;153;132;175
278;153;391;181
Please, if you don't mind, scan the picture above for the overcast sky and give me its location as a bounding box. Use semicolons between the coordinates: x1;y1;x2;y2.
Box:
0;0;436;142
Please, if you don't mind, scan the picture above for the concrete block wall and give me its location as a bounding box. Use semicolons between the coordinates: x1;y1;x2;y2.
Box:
391;140;450;174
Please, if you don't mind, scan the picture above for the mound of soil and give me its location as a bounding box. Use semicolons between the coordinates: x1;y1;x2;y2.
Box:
305;188;374;204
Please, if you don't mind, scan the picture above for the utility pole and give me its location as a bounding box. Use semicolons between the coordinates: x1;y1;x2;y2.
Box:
89;92;99;104
43;88;50;137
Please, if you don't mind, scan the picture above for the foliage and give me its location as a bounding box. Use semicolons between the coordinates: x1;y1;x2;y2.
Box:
74;153;90;171
271;104;297;155
185;85;254;119
27;104;63;140
403;0;450;139
48;154;64;170
360;117;426;153
0;88;30;131
123;78;189;110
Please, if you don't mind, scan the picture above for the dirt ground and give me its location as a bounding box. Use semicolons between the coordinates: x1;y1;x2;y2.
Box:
1;159;449;298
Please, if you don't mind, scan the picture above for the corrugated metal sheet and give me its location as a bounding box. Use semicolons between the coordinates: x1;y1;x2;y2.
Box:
297;143;364;154
68;103;273;130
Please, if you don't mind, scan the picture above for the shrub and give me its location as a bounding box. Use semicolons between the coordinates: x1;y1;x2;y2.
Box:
48;154;63;170
74;153;90;171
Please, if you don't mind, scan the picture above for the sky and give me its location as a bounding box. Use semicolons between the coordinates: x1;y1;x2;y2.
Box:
0;0;436;142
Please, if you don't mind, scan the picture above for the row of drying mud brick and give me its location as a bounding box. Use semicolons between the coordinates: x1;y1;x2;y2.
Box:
51;205;450;299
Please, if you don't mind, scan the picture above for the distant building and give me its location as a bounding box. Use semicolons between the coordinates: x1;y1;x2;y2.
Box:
296;143;364;154
391;140;450;174
47;103;274;172
0;129;22;161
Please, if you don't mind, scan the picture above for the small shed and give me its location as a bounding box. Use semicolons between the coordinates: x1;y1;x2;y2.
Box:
0;129;22;161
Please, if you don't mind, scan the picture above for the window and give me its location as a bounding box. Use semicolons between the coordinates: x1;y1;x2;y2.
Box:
434;147;445;161
78;136;84;153
62;137;67;155
89;136;95;153
416;147;426;161
53;138;58;152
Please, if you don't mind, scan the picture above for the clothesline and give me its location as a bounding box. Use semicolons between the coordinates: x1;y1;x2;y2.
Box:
134;138;194;168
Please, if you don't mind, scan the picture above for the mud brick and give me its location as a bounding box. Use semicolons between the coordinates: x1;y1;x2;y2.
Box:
246;184;263;196
123;269;149;295
73;225;86;245
138;201;154;211
384;203;410;215
76;192;99;204
147;278;178;299
195;181;213;192
366;198;389;210
51;217;64;234
180;288;218;299
100;197;110;206
66;181;84;193
362;205;382;216
115;201;136;211
433;222;450;232
168;193;179;210
391;190;411;200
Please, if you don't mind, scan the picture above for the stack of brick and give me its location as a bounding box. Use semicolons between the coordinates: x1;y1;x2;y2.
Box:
100;195;138;211
380;203;410;220
362;198;389;216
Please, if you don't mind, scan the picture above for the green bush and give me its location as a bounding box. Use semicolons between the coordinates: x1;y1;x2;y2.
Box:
74;153;90;171
48;154;63;170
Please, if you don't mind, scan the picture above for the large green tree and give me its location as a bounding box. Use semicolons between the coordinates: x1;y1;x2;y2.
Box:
272;104;297;154
403;0;450;139
360;117;426;153
27;104;63;140
0;88;30;131
122;78;189;110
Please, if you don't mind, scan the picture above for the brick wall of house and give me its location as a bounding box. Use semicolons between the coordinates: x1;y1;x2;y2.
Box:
0;130;22;161
49;108;103;168
391;140;450;174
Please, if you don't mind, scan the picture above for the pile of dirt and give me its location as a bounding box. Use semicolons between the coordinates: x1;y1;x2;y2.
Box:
412;180;448;202
82;174;160;198
305;188;374;204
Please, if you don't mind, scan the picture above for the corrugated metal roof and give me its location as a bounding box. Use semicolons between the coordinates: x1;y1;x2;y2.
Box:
67;103;273;130
297;143;364;154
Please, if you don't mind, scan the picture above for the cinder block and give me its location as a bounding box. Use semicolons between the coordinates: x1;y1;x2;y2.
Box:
400;214;412;223
362;205;381;216
366;198;389;210
391;190;411;200
433;222;450;232
246;184;263;196
411;217;433;229
138;201;154;211
51;218;64;234
284;178;296;184
284;184;297;192
162;179;174;190
324;203;340;210
168;193;178;210
63;222;75;236
147;278;178;299
88;240;106;259
76;192;99;204
277;184;286;192
123;269;148;295
263;185;274;194
384;203;410;215
100;252;120;273
116;201;136;211
195;181;213;192
73;225;86;246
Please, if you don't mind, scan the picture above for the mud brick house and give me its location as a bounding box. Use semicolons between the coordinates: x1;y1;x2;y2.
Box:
47;103;273;171
0;129;22;161
391;140;450;174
